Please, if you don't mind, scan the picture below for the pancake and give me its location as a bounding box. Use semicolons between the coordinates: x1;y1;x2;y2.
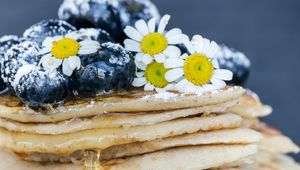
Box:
247;120;300;154
259;135;300;154
0;100;238;135
101;128;261;160
103;144;257;170
21;128;262;163
0;86;245;123
215;152;300;170
0;149;79;170
0;113;242;154
228;90;272;118
0;145;257;170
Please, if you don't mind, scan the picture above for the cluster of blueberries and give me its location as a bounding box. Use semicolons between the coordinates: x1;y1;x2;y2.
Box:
0;0;250;109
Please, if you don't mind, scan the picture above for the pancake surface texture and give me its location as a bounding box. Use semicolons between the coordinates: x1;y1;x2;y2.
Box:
0;113;242;154
0;100;237;135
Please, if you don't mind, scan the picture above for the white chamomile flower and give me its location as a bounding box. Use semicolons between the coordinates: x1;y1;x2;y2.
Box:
38;32;100;76
132;62;174;93
124;14;188;70
164;35;233;94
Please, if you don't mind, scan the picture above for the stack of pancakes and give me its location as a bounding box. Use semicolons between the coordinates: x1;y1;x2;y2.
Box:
0;86;298;170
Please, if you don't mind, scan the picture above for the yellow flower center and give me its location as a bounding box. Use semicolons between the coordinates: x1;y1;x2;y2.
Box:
184;53;214;86
145;62;169;88
51;38;80;59
141;33;168;56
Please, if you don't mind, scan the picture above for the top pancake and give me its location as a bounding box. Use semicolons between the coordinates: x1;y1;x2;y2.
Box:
0;86;245;123
228;90;272;118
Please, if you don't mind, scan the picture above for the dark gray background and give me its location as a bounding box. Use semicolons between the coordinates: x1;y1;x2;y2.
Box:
0;0;299;161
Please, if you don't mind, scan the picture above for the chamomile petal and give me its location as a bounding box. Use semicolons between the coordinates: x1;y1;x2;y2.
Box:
192;35;204;53
142;54;154;65
155;87;167;93
164;58;184;68
66;32;82;40
175;79;189;91
165;68;184;82
42;37;54;47
184;40;196;54
167;34;189;45
212;59;220;69
132;77;147;87
154;53;166;63
62;59;73;76
41;55;62;71
78;47;98;55
182;81;197;93
39;53;52;66
147;17;156;33
135;59;147;70
135;53;144;62
38;46;51;55
202;84;218;92
211;77;226;89
144;83;155;91
135;20;149;35
213;69;233;80
124;26;143;42
165;28;182;39
136;71;145;78
52;36;63;42
163;46;181;58
202;38;211;55
207;41;219;58
124;39;141;52
79;40;100;47
158;14;170;33
67;56;81;70
164;84;175;91
179;53;189;60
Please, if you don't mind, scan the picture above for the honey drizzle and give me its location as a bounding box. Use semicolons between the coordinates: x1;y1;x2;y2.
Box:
84;150;103;170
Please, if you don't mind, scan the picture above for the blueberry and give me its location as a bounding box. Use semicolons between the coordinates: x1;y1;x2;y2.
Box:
23;19;76;45
72;42;135;97
117;0;160;29
216;45;251;86
0;35;20;93
0;41;40;88
14;65;70;109
115;0;160;42
78;28;114;43
58;0;160;43
59;0;121;41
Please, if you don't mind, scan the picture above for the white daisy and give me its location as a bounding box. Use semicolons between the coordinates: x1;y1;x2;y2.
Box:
38;31;100;76
164;35;233;94
132;62;175;93
124;14;188;70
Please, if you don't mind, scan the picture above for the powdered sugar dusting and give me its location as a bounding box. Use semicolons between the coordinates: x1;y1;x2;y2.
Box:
0;41;40;85
217;45;251;67
79;28;100;39
12;64;38;89
23;19;76;45
102;42;131;65
142;92;178;101
58;0;118;19
0;35;19;43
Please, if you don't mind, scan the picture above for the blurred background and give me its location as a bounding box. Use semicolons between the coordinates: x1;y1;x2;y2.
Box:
0;0;299;161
